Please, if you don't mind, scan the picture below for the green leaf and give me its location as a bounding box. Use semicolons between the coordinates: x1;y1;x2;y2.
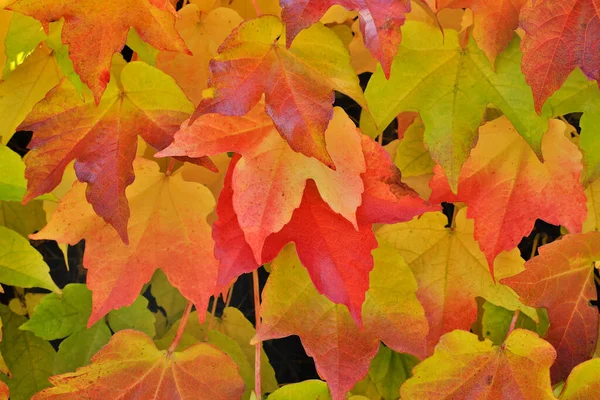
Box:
394;118;434;178
481;301;549;345
0;200;46;237
45;20;84;95
0;226;59;292
268;380;332;399
107;295;156;338
0;144;27;202
53;321;112;375
126;28;159;66
20;284;91;340
362;22;546;191
0;305;55;400
150;269;188;338
542;68;600;183
3;13;45;77
352;346;418;400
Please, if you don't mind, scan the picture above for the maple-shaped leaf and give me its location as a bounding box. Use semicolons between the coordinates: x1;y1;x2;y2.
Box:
31;158;219;326
254;244;428;400
208;133;434;322
400;329;556;399
519;0;600;112
430;117;587;269
279;0;411;77
192;14;366;166
19;61;213;242
32;329;245;399
159;105;366;262
8;0;189;103
0;381;7;400
557;358;600;399
501;232;600;382
363;21;546;190
430;0;527;65
377;208;537;351
156;4;243;105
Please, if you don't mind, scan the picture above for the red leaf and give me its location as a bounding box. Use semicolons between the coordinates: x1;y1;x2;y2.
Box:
502;232;600;382
519;0;600;112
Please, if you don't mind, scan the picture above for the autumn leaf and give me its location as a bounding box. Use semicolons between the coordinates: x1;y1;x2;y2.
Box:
160;105;366;262
279;0;411;77
501;232;600;382
377;208;537;351
191;15;366;166
0;44;61;142
8;0;189;102
400;329;556;399
0;381;7;400
156;4;243;105
19;61;210;242
557;358;600;399
253;244;428;400
0;144;28;202
519;0;600;112
430;117;587;269
32;330;245;400
268;380;331;399
584;177;600;232
432;0;527;65
363;21;546;190
31;158;219;326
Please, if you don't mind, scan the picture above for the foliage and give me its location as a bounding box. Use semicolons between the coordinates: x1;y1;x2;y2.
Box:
0;0;599;399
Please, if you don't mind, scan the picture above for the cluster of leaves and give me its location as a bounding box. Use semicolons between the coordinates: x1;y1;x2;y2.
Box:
0;0;600;399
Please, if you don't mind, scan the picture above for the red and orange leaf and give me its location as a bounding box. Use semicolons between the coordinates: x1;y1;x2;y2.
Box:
254;244;427;400
433;0;527;65
0;381;7;400
279;0;411;77
19;61;208;242
501;232;600;382
191;15;366;166
430;117;586;270
31;158;219;326
520;0;600;112
558;358;600;399
8;0;189;103
377;208;537;351
160;105;366;262
32;330;245;399
156;4;243;105
400;329;556;399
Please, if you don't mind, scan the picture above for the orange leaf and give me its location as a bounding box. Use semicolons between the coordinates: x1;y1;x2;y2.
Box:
31;158;219;326
502;232;600;382
430;117;587;270
190;15;366;166
32;330;245;399
8;0;189;102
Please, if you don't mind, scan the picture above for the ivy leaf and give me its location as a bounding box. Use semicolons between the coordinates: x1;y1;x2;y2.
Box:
430;117;587;270
377;208;537;351
32;330;245;399
156;4;243;105
268;380;331;399
0;226;58;292
52;321;111;375
2;11;44;75
0;381;7;400
8;0;189;102
191;15;366;166
519;0;600;112
253;244;428;400
0;145;27;202
501;232;600;382
279;0;411;77
584;177;600;232
363;22;546;190
481;301;548;346
31;158;219;326
0;305;56;400
160;105;366;263
557;359;600;399
0;200;46;237
19;61;209;242
400;329;556;399
107;295;156;338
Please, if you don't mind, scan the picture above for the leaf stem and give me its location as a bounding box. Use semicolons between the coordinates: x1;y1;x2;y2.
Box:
251;0;262;16
450;205;458;230
166;158;176;176
169;301;193;354
530;233;541;259
253;269;262;399
502;309;520;349
225;280;236;308
206;296;219;339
